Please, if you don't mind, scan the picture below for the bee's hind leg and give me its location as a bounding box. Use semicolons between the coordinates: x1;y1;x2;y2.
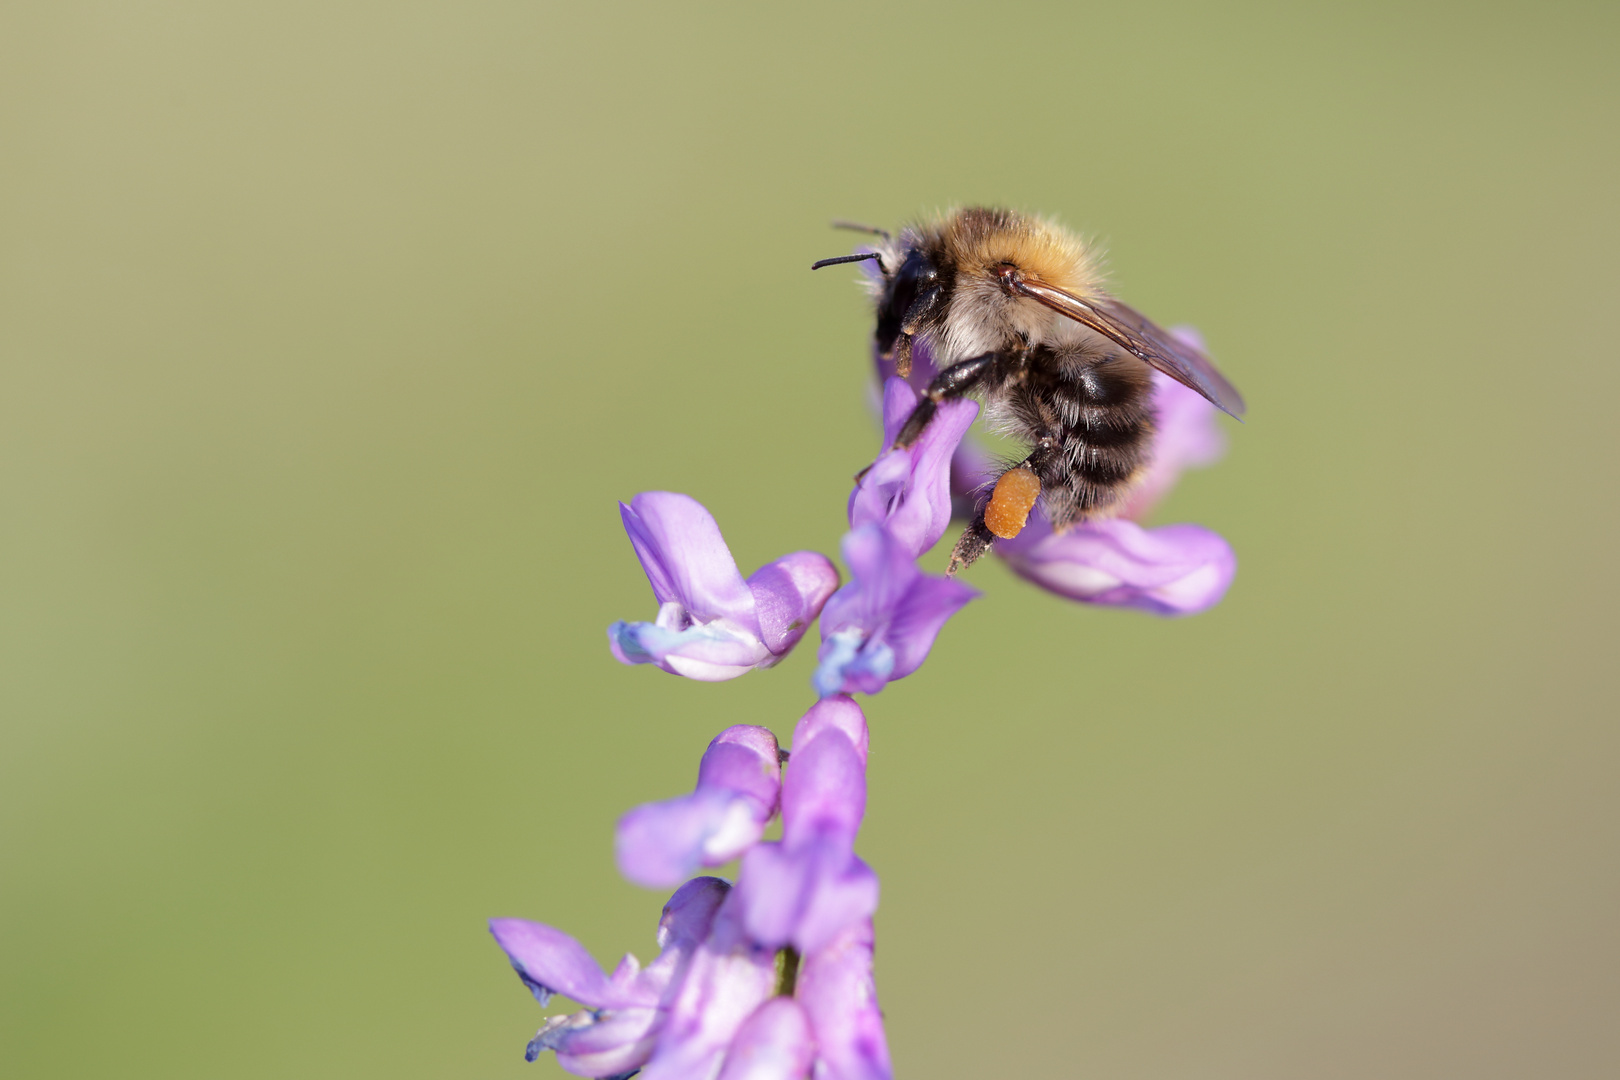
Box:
892;351;1000;449
947;514;997;576
946;439;1058;576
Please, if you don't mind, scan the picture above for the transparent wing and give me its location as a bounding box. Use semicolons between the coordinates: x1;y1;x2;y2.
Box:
1007;276;1246;418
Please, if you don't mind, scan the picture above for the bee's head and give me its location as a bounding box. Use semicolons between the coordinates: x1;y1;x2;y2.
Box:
873;245;941;357
810;222;954;369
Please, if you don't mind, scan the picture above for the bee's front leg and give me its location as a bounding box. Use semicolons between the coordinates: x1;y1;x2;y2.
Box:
892;351;1001;449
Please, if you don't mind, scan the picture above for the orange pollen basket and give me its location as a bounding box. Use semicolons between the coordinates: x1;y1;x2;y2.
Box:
984;467;1042;539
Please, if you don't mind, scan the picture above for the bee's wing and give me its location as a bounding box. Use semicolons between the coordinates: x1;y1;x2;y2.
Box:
1011;279;1246;418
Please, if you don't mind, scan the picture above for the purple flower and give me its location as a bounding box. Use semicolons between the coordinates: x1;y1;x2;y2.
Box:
609;492;840;681
737;695;879;955
848;377;979;559
996;516;1236;616
813;525;977;698
714;997;816;1080
492;702;894;1079
638;888;778;1080
489;875;729;1075
617;725;783;889
797;919;891;1080
1120;329;1230;520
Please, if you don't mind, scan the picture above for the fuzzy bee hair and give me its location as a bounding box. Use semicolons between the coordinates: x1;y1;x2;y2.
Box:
817;206;1243;574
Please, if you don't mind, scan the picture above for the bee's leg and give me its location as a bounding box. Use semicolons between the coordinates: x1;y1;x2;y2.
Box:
947;438;1059;575
947;514;997;575
892;351;1000;449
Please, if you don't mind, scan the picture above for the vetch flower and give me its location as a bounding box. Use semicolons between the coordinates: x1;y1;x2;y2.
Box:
609;492;840;681
996;516;1236;616
737;695;879;955
638;888;779;1080
714;997;816;1080
489;875;729;1075
814;525;977;698
617;725;783;889
848;377;979;559
796;919;892;1080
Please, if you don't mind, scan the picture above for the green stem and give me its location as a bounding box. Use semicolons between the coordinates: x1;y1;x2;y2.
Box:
774;946;801;997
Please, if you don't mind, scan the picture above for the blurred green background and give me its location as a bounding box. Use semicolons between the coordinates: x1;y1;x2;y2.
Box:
3;2;1616;1077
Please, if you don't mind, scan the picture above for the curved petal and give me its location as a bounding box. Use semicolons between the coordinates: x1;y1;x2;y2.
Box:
797;919;891;1080
779;730;865;840
738;839;879;955
849;379;979;558
716;997;816;1080
488;918;640;1010
1000;518;1236;616
641;876;731;992
738;718;879;953
883;573;978;682
529;1005;662;1075
639;891;777;1080
655;876;733;956
814;526;977;697
496;880;730;1074
608;615;770;682
746;551;841;657
820;526;918;637
617;789;764;889
621;493;761;630
789;694;869;767
812;629;895;699
1122;359;1229;520
617;730;783;888
697;726;785;806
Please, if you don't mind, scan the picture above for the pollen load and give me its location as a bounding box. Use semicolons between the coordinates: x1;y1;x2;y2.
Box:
984;467;1041;539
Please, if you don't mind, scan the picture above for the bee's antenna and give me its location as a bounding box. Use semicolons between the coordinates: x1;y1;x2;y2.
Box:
811;252;885;271
830;219;891;241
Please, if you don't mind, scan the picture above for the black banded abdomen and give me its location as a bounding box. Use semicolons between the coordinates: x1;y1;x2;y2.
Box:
1024;352;1156;529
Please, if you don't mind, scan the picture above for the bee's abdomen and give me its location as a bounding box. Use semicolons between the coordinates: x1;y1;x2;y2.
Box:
1020;352;1155;528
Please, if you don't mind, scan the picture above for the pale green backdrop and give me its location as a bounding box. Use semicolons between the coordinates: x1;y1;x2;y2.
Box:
2;3;1616;1077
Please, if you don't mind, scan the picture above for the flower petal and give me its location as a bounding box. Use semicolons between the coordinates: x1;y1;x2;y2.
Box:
822;525;918;635
738;711;878;954
639;891;777;1080
849;379;979;558
620;493;761;629
493;879;730;1073
882;571;977;682
739;839;880;955
746;551;841;657
616;789;761;890
617;728;783;888
779;727;865;841
797;919;892;1080
814;525;977;697
999;517;1236;616
789;694;869;767
1121;358;1229;520
716;997;816;1080
608;617;771;681
656;876;733;955
638;876;731;995
529;1006;662;1075
488;918;642;1010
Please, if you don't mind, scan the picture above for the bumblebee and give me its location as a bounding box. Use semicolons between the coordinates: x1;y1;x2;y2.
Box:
813;207;1244;572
